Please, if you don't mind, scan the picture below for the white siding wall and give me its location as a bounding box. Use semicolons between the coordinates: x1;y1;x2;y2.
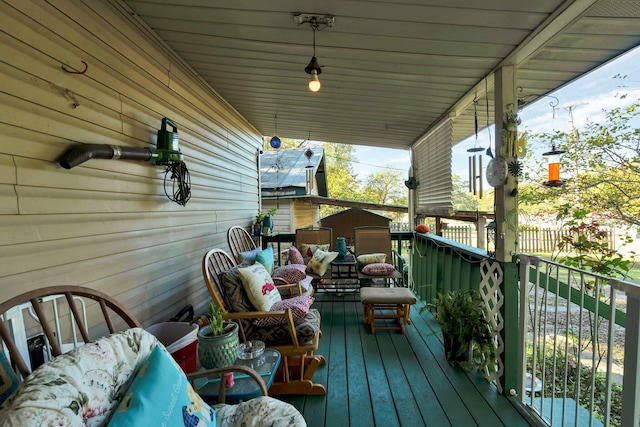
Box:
0;1;261;325
262;199;291;234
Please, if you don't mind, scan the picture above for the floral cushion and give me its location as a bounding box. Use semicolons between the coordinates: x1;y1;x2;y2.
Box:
306;249;338;277
272;264;307;284
108;345;215;426
361;262;396;276
298;243;329;264
253;296;315;327
214;396;306;427
238;262;282;311
357;253;386;269
0;328;158;427
288;246;305;265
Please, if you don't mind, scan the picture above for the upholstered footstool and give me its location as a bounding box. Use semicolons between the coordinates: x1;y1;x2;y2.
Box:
360;287;417;334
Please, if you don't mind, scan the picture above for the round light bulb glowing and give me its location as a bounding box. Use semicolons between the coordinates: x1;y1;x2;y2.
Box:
308;71;321;92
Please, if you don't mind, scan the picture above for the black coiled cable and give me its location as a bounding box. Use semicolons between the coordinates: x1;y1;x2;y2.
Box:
164;162;191;206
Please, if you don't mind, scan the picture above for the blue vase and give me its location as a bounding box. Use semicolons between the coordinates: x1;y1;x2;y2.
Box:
262;216;272;235
336;237;348;257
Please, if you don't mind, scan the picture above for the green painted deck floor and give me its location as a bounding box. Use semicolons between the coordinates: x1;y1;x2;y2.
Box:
281;292;535;427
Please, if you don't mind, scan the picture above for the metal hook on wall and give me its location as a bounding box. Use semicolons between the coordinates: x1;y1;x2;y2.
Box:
62;61;88;75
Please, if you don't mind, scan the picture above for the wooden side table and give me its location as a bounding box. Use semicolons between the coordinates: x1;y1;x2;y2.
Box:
193;349;281;402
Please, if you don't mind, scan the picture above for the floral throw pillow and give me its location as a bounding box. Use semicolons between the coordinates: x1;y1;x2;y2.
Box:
253;296;314;327
361;262;396;276
238;262;282;311
356;253;386;269
288;246;305;265
272;264;307;284
298;243;330;264
306;249;339;276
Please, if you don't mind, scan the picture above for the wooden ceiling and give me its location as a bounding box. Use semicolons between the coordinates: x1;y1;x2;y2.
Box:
123;0;640;149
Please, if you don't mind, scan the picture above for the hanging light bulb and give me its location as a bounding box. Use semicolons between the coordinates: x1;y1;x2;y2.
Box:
304;18;322;92
308;69;321;92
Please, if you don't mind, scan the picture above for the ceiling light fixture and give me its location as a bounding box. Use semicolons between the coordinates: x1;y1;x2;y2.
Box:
305;19;322;92
295;13;334;93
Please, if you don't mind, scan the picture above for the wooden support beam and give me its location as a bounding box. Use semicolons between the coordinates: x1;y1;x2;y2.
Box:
494;66;519;396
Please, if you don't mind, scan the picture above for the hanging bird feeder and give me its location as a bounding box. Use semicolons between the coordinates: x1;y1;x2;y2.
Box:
542;145;566;187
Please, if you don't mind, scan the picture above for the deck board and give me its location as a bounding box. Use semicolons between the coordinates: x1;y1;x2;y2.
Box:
281;292;534;426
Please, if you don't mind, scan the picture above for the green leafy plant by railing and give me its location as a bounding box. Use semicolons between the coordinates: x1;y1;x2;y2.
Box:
548;206;635;372
423;289;496;371
553;205;634;280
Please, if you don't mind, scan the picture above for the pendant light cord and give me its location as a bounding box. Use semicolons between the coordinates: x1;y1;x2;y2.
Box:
311;18;318;56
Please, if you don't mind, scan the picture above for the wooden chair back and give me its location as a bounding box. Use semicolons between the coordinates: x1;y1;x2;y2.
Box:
295;227;333;249
0;286;140;380
202;248;237;311
227;226;257;263
353;226;393;260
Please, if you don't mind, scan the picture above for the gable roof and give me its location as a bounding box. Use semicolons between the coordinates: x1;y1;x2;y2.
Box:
261;148;328;198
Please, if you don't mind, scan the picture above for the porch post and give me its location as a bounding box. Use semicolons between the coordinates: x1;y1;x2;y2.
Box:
494;65;519;394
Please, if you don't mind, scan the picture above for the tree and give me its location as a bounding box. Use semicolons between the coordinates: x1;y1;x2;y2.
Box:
521;94;640;228
452;174;480;211
362;170;407;206
321;143;362;216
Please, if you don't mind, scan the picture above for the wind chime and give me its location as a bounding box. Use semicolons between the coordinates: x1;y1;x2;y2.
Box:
305;147;315;195
468;95;484;198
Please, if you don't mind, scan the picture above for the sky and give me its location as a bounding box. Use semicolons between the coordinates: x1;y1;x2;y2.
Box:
345;45;640;182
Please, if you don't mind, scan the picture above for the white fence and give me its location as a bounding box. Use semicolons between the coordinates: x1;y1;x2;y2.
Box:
393;223;617;253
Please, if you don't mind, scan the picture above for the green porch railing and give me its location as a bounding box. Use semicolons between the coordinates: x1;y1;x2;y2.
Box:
411;232;492;304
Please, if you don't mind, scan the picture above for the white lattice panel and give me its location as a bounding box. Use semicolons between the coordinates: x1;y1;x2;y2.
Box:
479;260;504;392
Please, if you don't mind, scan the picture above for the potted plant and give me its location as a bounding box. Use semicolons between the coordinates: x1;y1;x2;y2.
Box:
253;211;265;236
197;303;239;369
429;289;495;370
